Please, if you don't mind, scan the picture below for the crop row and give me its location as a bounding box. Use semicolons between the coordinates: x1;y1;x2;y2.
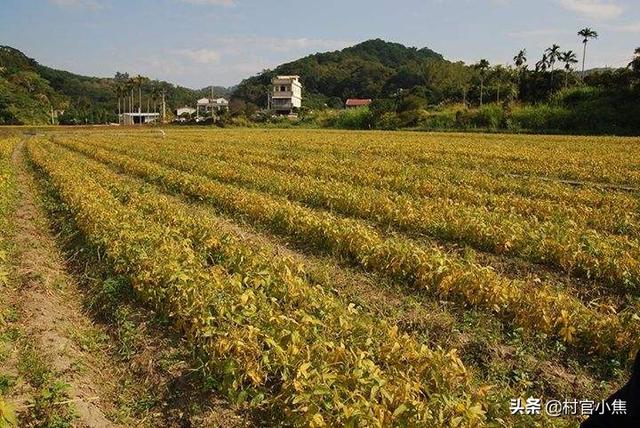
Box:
0;138;17;287
115;129;640;187
29;138;493;426
47;140;608;419
52;137;640;360
60;136;640;293
119;130;640;186
74;133;639;237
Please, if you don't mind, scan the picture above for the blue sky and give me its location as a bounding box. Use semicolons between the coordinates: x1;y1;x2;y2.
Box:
1;0;638;88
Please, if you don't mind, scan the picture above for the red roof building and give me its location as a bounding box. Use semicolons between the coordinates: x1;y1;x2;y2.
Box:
345;98;373;108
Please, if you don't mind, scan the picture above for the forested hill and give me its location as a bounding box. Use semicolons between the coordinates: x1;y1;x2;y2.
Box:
0;45;231;125
232;39;469;109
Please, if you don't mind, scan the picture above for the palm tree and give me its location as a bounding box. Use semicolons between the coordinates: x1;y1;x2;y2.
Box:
115;83;125;119
124;78;134;115
535;54;549;72
132;75;149;125
578;28;598;76
513;49;527;100
114;72;129;120
513;49;527;70
475;59;490;106
490;65;509;103
545;44;562;85
560;51;578;88
629;47;640;72
150;84;162;113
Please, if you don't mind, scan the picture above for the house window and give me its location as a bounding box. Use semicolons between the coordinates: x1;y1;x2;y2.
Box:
281;85;286;92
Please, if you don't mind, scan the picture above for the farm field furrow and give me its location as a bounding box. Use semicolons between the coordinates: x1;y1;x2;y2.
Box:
27;137;496;427
62;134;640;292
73;132;640;238
6;127;637;427
140;129;640;187
78;131;640;212
50;134;640;360
37;137;613;425
43;138;624;402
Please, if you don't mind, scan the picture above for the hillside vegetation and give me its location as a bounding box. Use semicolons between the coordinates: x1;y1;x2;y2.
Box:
0;46;230;125
2;39;639;135
230;40;640;135
233;39;463;109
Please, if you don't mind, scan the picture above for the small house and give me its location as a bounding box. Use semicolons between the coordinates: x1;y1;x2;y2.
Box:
345;99;372;109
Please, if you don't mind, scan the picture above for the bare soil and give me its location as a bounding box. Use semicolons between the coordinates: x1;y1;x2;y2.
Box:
7;140;118;426
4;140;252;427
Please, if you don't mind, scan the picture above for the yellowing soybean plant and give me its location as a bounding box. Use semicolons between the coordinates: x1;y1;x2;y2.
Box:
4;127;640;426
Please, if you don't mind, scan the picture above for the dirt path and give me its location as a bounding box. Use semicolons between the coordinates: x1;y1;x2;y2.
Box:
7;139;119;427
2;137;251;427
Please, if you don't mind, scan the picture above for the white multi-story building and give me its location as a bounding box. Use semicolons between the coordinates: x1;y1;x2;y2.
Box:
268;75;302;115
196;97;229;112
195;97;229;120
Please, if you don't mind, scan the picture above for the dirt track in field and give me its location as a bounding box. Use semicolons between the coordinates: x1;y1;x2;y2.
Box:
4;138;253;427
6;139;119;426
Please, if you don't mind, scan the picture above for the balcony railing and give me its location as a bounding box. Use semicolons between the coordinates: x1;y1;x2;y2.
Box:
272;90;294;98
272;79;299;85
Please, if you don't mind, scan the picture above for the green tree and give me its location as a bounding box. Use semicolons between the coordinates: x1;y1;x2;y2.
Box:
150;84;162;113
513;49;527;100
545;44;561;85
132;75;149;125
578;28;598;76
629;47;640;73
513;49;527;69
489;65;509;103
629;47;640;87
125;78;134;115
560;51;578;88
535;54;549;72
474;59;490;106
114;72;129;118
229;98;246;116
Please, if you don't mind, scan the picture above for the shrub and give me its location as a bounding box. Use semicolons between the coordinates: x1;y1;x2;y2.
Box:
509;104;573;132
421;110;458;130
398;108;429;127
469;104;505;130
332;107;373;130
374;112;400;130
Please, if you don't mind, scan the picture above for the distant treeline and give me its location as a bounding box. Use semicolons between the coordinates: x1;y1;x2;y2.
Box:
228;39;640;135
0;45;230;125
2;37;640;135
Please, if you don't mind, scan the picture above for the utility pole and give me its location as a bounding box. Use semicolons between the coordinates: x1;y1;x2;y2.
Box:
138;83;142;126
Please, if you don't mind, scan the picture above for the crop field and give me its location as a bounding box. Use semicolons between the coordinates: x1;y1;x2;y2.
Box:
2;127;640;426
